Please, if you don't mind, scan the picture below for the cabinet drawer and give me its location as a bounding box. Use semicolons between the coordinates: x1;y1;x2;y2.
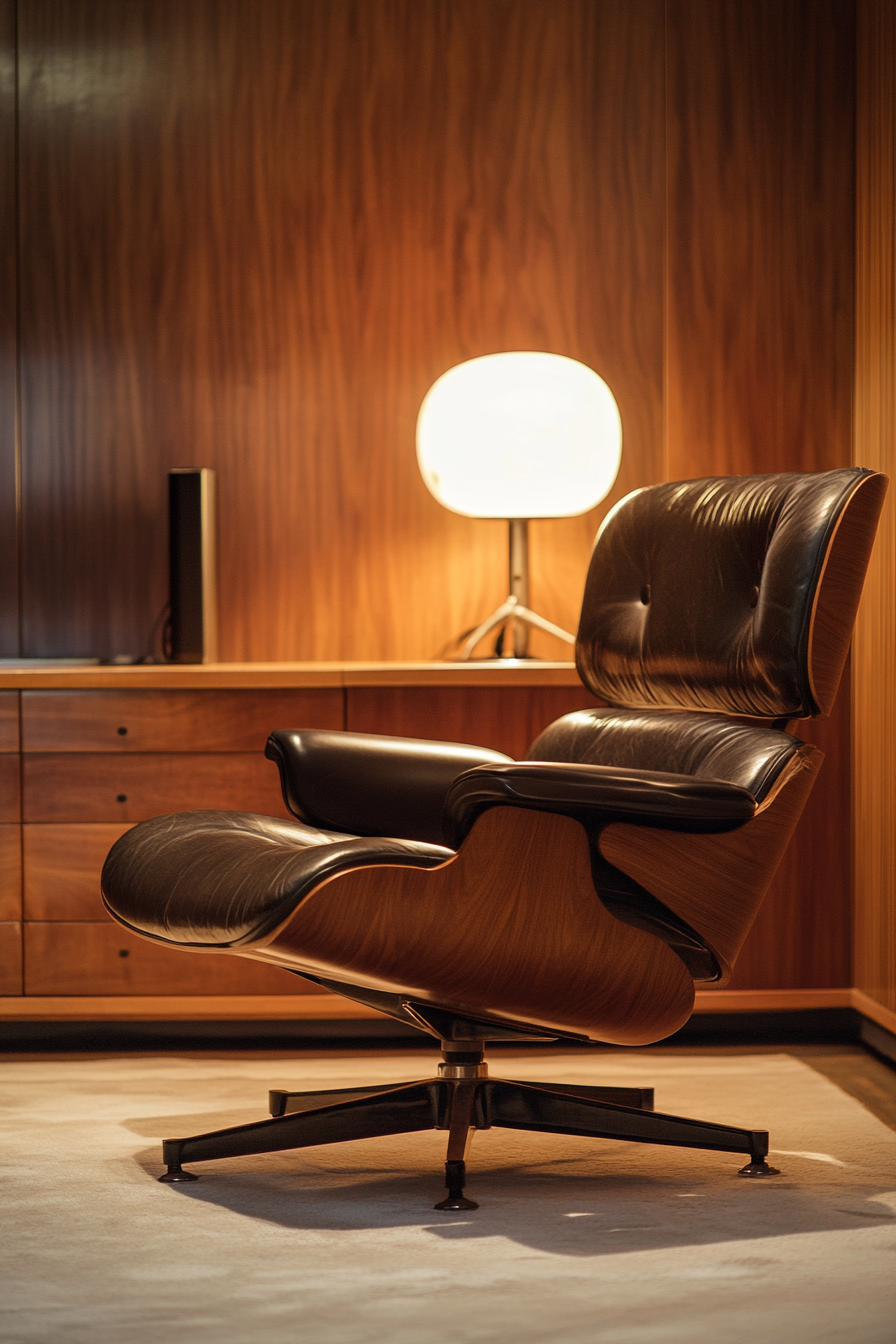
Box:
24;824;131;919
0;755;20;822
23;754;289;823
0;824;22;920
22;689;343;752
0;921;22;994
0;691;19;751
24;922;307;996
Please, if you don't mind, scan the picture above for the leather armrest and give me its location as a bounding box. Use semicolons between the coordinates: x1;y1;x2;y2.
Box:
443;761;757;848
265;730;514;845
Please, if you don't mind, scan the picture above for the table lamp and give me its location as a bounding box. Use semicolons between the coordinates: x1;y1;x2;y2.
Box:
416;351;622;658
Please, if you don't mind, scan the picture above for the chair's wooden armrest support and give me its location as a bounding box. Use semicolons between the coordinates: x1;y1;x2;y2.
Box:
444;761;756;849
598;744;822;982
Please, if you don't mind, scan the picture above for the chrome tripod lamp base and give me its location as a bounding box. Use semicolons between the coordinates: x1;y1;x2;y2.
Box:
458;520;575;660
415;351;622;661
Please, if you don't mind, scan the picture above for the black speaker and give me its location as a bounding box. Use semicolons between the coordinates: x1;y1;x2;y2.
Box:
168;468;218;664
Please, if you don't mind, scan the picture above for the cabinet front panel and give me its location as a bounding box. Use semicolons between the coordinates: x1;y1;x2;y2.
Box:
23;823;131;919
22;689;344;752
23;754;290;823
0;692;19;751
0;754;20;822
0;823;21;920
346;686;601;760
0;921;23;994
24;922;312;995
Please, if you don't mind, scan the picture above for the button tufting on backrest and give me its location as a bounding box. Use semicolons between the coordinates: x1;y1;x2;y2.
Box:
575;468;879;718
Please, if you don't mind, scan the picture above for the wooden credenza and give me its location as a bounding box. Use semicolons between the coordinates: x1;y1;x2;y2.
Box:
0;661;603;1022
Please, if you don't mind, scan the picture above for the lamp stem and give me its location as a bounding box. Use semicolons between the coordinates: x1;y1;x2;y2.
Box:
508;519;530;658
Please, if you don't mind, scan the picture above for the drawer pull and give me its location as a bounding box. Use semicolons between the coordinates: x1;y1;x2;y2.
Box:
116;794;128;803
118;948;130;958
117;727;128;736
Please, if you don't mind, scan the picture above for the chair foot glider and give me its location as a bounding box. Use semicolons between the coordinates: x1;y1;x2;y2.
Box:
102;469;886;1207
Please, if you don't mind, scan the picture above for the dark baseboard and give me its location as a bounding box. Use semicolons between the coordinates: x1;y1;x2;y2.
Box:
667;1007;863;1047
860;1017;896;1068
2;1006;895;1060
0;1016;424;1052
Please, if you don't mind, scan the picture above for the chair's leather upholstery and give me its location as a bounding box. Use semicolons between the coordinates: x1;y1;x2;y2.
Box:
576;468;874;717
527;708;803;802
103;810;451;947
443;761;757;850
265;730;512;845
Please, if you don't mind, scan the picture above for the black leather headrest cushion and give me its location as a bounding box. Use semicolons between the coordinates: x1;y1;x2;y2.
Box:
576;468;876;718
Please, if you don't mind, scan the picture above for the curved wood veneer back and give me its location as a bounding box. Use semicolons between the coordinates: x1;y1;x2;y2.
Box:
808;471;889;717
599;746;822;984
240;807;695;1046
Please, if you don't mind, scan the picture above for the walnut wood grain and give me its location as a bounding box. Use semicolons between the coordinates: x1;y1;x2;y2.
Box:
0;921;21;994
663;1;857;994
0;823;21;921
0;753;19;822
665;0;855;481
23;823;130;920
808;472;889;716
346;686;602;760
0;691;18;750
0;0;16;658
600;748;822;984
853;0;896;1018
23;922;306;996
22;753;289;824
21;689;344;753
17;0;664;663
726;706;851;991
239;807;695;1046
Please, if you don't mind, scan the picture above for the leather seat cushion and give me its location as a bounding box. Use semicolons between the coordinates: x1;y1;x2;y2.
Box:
528;707;803;803
101;810;451;947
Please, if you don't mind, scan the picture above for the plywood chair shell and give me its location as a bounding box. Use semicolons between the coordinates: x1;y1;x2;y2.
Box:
599;744;822;983
240;806;696;1046
808;471;889;716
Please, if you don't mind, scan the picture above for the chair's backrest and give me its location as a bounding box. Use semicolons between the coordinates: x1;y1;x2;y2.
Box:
576;468;888;719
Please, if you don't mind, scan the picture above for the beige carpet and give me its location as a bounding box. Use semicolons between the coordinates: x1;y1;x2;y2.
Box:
2;1049;895;1344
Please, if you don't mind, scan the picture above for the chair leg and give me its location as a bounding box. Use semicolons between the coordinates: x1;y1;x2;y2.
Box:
434;1081;481;1212
482;1079;779;1175
268;1082;406;1116
159;1080;440;1183
508;1081;654;1110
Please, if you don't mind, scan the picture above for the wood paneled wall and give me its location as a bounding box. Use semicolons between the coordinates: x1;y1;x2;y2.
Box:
0;0;17;657
0;2;867;996
665;0;855;481
853;0;896;1016
665;1;856;992
16;0;665;663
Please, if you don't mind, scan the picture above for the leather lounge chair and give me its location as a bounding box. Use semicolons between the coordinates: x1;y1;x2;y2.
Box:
102;467;888;1210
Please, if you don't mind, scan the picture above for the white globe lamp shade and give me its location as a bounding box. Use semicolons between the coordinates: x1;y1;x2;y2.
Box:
416;351;622;519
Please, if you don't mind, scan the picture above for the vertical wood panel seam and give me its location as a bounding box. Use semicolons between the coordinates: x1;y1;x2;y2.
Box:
12;0;19;655
662;0;669;484
853;0;896;1014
